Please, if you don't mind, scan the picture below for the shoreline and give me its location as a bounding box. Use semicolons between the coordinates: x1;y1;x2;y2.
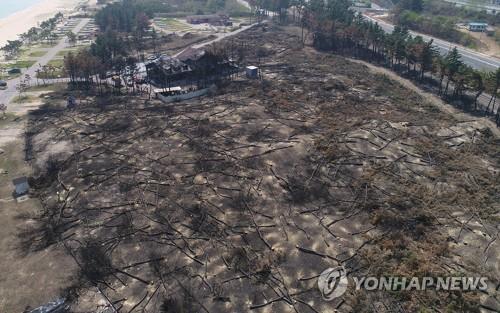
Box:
0;0;89;47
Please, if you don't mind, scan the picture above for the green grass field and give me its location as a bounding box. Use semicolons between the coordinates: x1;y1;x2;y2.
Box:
35;59;65;78
0;113;19;128
31;42;57;49
0;60;37;80
12;95;38;104
154;18;194;32
1;60;37;70
55;48;81;58
46;59;64;68
27;50;47;58
0;73;21;81
26;83;66;93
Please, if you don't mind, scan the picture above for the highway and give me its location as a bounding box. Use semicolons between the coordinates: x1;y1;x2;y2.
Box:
442;0;500;14
363;14;500;72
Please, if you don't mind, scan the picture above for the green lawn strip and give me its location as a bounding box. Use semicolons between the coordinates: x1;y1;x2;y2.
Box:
46;59;64;68
27;50;48;58
0;73;22;81
31;42;58;49
36;58;66;78
25;83;66;92
0;113;22;128
55;48;81;58
0;60;36;80
0;60;36;71
164;19;194;31
11;94;38;104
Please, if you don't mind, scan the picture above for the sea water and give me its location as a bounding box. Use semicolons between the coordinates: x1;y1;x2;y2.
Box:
0;0;41;19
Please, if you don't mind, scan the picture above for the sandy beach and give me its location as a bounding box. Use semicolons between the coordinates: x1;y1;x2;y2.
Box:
0;0;89;47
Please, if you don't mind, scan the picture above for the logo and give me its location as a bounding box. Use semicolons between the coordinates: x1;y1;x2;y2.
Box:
317;266;348;301
316;265;487;302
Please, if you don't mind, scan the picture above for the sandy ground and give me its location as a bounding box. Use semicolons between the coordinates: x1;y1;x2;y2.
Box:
0;0;89;47
0;140;77;313
0;125;24;148
0;89;78;312
459;28;500;59
22;25;498;312
0;92;49;148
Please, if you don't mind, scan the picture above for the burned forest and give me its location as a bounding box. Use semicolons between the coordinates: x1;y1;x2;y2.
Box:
22;25;500;312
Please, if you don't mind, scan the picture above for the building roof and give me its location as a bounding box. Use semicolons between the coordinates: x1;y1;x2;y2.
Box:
469;22;488;26
177;47;206;63
147;55;191;74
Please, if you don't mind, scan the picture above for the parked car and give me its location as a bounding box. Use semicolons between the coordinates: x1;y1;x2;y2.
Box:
8;68;21;74
0;80;7;90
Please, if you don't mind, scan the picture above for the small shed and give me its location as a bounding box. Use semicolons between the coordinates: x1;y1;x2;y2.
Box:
468;22;488;32
12;176;29;198
67;95;76;108
246;66;259;79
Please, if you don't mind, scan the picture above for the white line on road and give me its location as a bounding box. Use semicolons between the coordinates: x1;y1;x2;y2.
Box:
363;14;500;71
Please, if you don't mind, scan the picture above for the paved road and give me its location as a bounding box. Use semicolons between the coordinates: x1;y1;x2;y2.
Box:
363;14;500;72
443;0;500;13
0;18;91;107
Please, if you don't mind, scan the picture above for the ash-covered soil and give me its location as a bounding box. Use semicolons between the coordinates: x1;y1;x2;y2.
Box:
25;25;500;312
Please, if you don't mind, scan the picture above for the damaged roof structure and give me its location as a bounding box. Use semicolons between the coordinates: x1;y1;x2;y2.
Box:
177;47;207;65
146;48;239;88
145;54;193;87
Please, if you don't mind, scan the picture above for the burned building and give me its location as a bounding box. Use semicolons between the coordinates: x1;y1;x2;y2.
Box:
146;48;239;88
145;55;193;87
178;47;239;82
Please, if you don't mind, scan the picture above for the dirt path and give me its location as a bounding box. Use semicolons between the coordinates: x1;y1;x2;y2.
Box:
348;57;500;138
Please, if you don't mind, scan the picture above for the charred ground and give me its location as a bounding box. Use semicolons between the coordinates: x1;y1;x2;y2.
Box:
24;25;500;312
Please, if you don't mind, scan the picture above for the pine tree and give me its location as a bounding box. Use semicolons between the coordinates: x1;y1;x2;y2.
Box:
443;47;463;97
